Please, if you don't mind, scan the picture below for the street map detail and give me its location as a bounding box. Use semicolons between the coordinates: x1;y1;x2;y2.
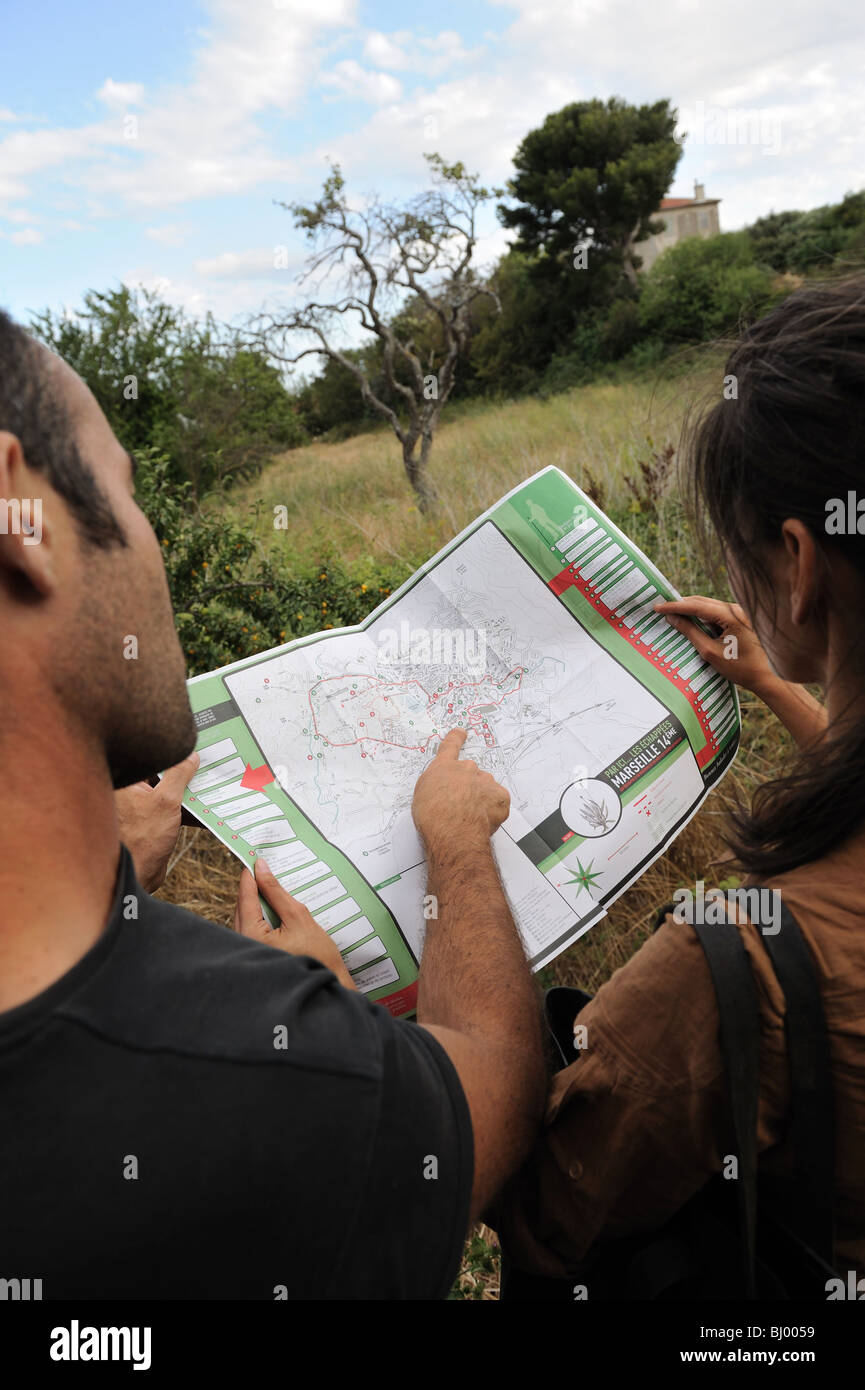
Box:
181;467;740;1018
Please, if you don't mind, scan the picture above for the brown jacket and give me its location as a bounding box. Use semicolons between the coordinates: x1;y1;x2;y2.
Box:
495;830;865;1280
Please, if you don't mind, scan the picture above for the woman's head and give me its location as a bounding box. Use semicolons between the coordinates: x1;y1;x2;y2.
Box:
684;275;865;876
688;275;865;686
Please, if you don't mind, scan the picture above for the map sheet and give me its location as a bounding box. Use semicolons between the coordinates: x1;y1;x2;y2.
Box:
180;467;740;1018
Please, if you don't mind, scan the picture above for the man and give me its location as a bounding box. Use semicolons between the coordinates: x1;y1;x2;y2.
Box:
0;310;545;1299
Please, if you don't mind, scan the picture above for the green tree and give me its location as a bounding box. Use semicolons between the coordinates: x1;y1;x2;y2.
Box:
162;338;304;491
295;349;373;437
30;286;181;455
32;285;306;494
499;97;683;293
133;449;403;675
468;250;569;393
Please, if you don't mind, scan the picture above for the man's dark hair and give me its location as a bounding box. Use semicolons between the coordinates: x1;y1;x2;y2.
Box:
0;308;125;546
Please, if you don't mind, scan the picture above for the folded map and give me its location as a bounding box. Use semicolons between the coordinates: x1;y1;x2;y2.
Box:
180;466;740;1018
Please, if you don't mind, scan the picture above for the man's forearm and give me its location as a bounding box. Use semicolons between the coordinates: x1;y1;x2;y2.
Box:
417;831;541;1056
410;733;547;1213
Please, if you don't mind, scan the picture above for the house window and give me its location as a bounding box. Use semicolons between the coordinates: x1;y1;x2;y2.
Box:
699;211;709;231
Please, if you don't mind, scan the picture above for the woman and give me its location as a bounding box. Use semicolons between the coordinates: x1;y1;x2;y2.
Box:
493;275;865;1294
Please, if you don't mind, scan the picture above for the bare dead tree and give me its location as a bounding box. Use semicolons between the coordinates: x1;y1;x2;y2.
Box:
246;155;501;514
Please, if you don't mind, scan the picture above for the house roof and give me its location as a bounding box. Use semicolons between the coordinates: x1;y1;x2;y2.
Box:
659;195;721;209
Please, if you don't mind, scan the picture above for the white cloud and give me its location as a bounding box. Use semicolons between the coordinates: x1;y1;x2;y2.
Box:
3;0;863;326
2;206;39;225
8;0;859;237
194;246;304;279
8;227;43;245
121;271;210;315
96;79;146;108
120;266;296;325
0;121;119;203
327;0;865;235
88;0;356;205
362;31;413;70
422;31;474;68
0;0;357;211
321;60;402;104
362;29;472;75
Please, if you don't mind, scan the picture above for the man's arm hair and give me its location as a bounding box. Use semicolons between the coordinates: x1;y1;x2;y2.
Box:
417;833;546;1223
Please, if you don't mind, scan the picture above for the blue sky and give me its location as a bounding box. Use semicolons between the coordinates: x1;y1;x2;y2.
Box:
1;0;862;340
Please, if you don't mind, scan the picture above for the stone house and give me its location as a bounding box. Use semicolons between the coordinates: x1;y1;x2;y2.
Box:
635;181;721;272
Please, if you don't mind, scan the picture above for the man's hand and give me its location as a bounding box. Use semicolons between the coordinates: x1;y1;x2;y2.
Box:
234;857;357;990
115;752;200;892
412;727;510;857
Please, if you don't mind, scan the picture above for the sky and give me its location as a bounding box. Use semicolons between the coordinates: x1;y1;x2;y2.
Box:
1;0;863;339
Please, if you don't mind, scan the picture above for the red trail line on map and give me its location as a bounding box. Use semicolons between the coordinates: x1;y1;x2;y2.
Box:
306;669;526;752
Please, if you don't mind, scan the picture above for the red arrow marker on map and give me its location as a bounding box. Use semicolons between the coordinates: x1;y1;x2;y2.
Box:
241;763;275;791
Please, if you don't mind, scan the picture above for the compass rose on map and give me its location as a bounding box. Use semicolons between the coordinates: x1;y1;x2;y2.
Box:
562;857;604;897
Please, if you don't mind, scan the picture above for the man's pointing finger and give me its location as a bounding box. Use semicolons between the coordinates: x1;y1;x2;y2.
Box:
436;727;468;760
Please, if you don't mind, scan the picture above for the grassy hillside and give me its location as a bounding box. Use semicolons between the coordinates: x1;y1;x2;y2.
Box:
159;354;794;1297
225;352;724;580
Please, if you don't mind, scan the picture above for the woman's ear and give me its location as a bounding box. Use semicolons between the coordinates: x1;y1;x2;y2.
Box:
780;518;821;629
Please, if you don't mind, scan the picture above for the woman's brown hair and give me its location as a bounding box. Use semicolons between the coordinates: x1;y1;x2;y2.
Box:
684;275;865;877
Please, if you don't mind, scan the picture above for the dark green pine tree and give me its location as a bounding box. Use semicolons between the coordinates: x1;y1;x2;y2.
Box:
499;97;684;298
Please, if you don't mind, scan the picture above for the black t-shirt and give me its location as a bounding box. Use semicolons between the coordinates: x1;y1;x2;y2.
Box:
0;849;473;1299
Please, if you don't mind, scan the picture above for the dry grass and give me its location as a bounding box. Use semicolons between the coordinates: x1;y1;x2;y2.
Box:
227;354;723;575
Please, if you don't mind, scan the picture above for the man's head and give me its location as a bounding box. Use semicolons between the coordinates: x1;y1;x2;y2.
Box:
0;309;197;787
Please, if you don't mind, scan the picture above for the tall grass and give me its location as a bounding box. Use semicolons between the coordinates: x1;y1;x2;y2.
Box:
226;353;724;578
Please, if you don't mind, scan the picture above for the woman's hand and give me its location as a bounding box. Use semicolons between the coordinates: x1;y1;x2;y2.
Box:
653;595;827;746
234;857;357;990
115;752;200;892
653;595;775;694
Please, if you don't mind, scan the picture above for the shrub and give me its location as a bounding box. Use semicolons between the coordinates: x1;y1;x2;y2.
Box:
31;286;307;496
638;231;776;343
747;191;865;273
135;450;404;675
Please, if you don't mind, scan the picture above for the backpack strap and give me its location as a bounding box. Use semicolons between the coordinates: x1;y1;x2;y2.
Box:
691;916;761;1298
757;895;836;1266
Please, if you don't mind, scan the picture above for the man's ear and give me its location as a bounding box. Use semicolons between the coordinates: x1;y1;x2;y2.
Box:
0;429;57;598
781;518;820;629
